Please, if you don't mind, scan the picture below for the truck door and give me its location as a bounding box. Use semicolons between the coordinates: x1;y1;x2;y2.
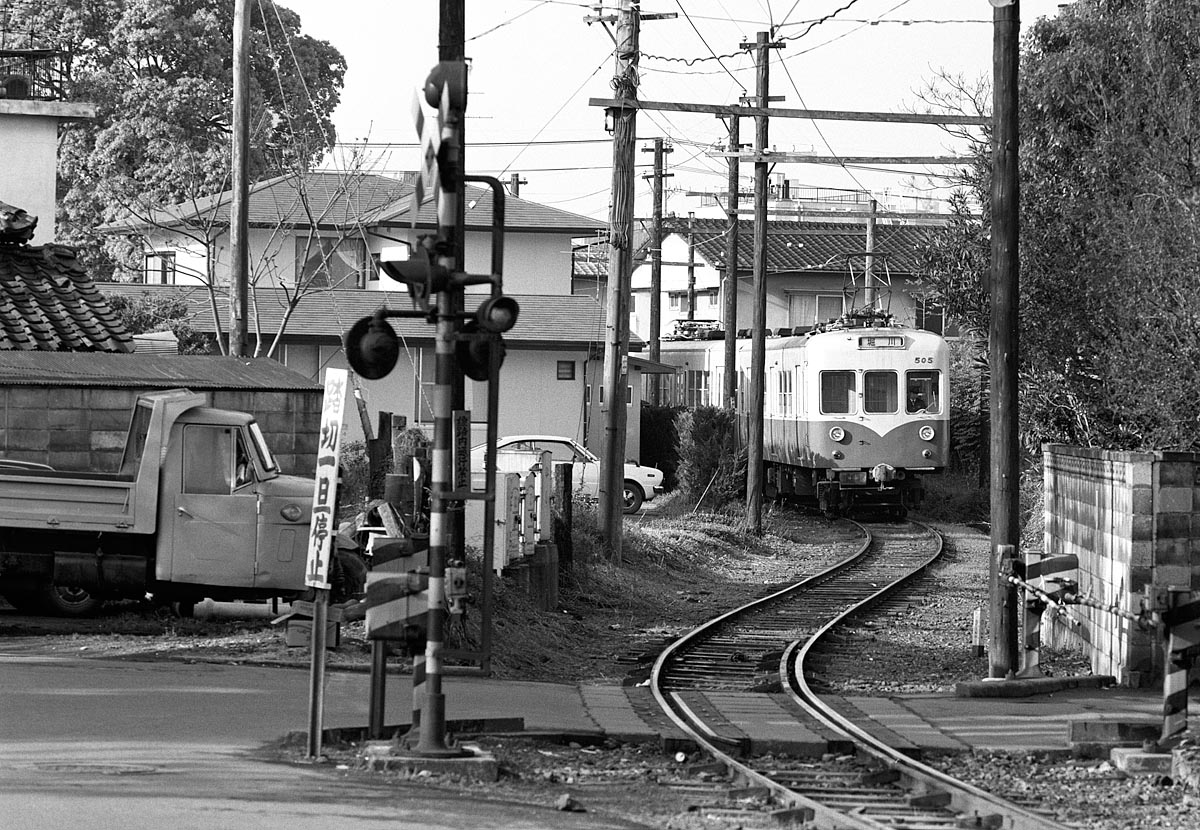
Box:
170;425;257;588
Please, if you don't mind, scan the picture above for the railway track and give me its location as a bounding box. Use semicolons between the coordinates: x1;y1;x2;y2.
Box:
650;519;1071;830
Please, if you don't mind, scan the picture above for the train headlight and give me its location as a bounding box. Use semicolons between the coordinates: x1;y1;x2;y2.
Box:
829;426;846;442
919;425;936;442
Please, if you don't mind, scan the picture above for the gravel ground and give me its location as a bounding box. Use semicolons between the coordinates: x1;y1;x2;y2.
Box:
2;508;1194;829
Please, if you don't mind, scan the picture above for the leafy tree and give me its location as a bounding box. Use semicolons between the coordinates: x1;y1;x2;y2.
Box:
674;406;745;511
5;0;345;275
106;291;213;354
917;1;1200;453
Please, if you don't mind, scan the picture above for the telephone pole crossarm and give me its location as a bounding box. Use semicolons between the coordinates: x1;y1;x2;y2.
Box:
588;97;991;126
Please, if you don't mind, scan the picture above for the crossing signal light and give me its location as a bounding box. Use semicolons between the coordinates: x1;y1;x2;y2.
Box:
378;239;449;311
345;315;400;380
457;297;519;382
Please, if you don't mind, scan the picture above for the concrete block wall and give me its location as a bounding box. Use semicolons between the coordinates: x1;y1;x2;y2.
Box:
1044;444;1195;687
0;386;321;477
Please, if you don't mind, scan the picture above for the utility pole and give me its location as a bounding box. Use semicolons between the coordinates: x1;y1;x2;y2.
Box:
229;0;250;357
507;173;527;197
642;137;672;405
722;115;740;411
598;0;640;562
990;0;1021;679
744;31;781;535
686;211;696;321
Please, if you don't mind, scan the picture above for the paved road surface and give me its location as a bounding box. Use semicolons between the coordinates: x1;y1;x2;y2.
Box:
0;653;644;830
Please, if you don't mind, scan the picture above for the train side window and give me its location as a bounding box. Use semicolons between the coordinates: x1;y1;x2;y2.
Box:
906;370;941;414
776;368;793;415
864;371;898;413
820;371;856;414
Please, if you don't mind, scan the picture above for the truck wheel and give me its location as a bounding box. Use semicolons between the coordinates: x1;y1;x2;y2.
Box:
622;481;644;514
42;585;103;617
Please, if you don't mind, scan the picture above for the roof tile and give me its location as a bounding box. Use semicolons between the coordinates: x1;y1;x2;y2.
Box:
0;242;133;352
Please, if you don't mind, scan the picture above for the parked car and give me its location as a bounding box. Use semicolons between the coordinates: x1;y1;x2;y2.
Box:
470;435;664;513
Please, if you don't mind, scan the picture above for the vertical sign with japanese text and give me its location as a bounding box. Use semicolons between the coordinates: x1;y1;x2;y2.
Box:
305;368;348;589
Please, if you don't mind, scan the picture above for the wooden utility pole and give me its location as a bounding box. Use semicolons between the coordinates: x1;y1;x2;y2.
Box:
598;0;640;561
686;212;696;321
744;31;780;536
722;115;740;411
642;137;671;404
507;173;527;197
229;0;250;357
989;0;1021;679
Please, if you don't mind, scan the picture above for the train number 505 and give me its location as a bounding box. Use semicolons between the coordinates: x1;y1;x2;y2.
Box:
913;357;935;364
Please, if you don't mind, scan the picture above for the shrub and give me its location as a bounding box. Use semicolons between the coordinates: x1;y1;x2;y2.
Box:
674;406;745;511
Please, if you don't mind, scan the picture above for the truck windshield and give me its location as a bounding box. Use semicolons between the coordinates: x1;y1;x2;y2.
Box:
248;422;279;473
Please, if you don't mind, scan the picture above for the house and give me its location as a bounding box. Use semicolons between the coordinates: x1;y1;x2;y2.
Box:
97;174;675;463
0;48;94;242
630;217;946;343
101;170;606;297
97;282;642;457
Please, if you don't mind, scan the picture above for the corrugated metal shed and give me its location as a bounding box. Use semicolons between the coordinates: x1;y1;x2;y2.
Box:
0;242;133;352
0;352;319;389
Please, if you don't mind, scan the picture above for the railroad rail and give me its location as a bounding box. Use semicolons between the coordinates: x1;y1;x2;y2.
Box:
650;519;1071;830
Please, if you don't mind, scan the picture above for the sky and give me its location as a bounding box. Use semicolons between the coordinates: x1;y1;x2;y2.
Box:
280;0;1071;223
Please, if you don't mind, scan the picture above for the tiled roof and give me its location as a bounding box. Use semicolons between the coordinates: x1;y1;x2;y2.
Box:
0;351;319;389
100;171;607;235
680;218;937;274
97;284;619;349
101;172;410;233
369;183;607;234
0;242;133;352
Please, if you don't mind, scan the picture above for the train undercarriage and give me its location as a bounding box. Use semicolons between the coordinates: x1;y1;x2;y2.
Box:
762;461;926;519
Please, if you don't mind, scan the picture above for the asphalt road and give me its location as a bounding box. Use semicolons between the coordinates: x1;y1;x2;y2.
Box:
0;652;647;830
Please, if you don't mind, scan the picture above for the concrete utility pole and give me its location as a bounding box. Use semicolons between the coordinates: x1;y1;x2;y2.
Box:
686;212;696;321
229;0;250;357
599;0;640;561
642;138;672;405
989;0;1021;679
722;115;740;411
744;31;781;535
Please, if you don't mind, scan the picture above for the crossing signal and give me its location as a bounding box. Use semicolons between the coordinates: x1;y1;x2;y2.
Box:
345;315;399;380
457;297;520;382
379;239;449;312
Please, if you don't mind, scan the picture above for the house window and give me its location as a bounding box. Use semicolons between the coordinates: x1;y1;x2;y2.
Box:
557;361;575;381
144;251;176;285
628;294;637;313
294;237;364;288
787;292;844;327
669;293;683;310
683;370;709;408
706;290;719;308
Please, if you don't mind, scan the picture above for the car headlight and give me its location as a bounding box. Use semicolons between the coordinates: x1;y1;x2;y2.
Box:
919;425;936;441
829;426;845;442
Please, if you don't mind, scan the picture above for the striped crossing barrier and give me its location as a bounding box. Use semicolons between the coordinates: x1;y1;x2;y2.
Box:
1017;553;1078;678
1159;595;1200;750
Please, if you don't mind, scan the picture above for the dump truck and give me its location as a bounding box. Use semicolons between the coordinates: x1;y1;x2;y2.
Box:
0;388;318;616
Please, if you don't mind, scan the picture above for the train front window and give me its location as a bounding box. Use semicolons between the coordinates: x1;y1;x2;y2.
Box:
821;371;856;414
864;371;898;413
906;370;941;414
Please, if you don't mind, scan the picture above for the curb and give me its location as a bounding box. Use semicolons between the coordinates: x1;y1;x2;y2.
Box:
954;674;1117;698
